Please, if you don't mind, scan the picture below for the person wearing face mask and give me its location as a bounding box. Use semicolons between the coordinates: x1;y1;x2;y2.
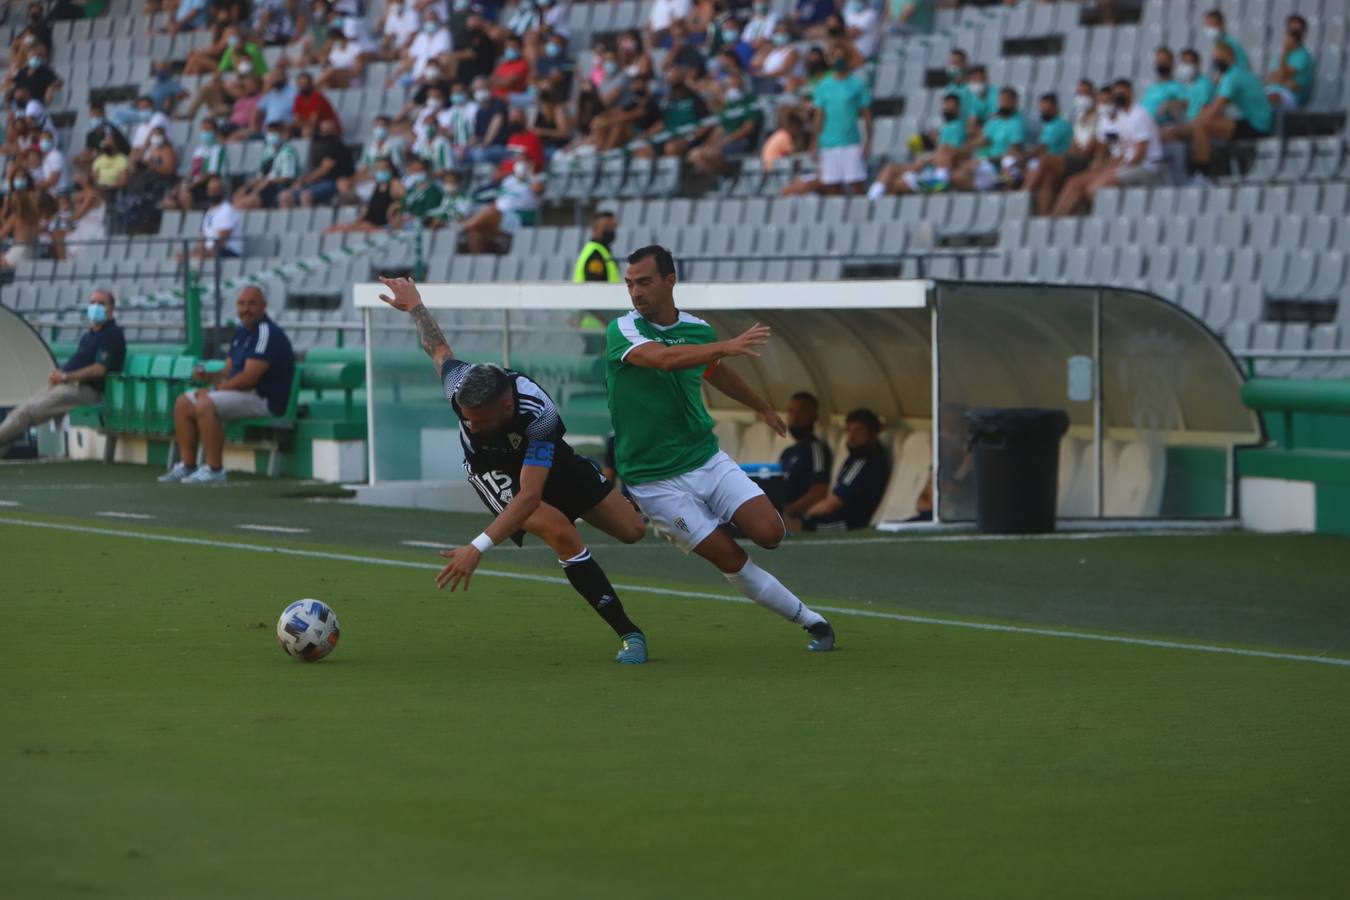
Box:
13;48;61;106
890;0;935;36
1052;79;1163;216
447;13;500;85
255;72;298;134
166;0;210;36
0;172;45;270
378;0;422;58
536;32;574;87
392;156;452;230
327;159;404;233
91;135;131;190
960;64;996;126
778;392;833;532
462;153;543;252
595;49;631;110
184;175;244;260
222;74;267;142
0;290;125;456
280;116;356;207
169;120;226;211
497;106;546;177
291;73;341;138
416;119;457;175
843;0;881;59
687;74;763;176
147;60;188;116
810;52;873;195
647;0;691;46
1185;40;1273;185
467;76;510;164
792;0;834;41
1159;48;1216;145
76;101;130;170
574;210;620;283
717;21;755;71
633;74;714;160
742;2;779;49
129;97;172;151
1201;8;1248;72
751;25;801;95
1140;47;1188;127
531;78;573;158
252;0;299;48
1025;91;1080;215
343;114;406;201
1265;14;1316;110
389;14;451;88
952;86;1027;192
233;122;301;209
317;26;367;89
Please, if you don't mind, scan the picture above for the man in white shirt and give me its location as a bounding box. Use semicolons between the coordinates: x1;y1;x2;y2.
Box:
36;130;73;194
1051;79;1162;216
647;0;691;43
380;0;421;55
130;99;172;151
392;14;452;87
742;2;778;48
195;177;246;259
843;0;881;59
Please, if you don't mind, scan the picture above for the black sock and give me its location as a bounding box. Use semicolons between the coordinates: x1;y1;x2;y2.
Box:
560;549;641;638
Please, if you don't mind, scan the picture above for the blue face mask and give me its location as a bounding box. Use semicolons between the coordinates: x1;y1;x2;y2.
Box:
504;47;520;62
265;131;280;146
12;177;29;190
372;125;388;140
545;42;561;58
452;92;467;105
90;116;104;128
374;169;392;184
87;302;108;324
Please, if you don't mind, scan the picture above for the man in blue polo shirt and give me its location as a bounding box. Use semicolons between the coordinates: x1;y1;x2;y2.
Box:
0;289;125;456
801;408;891;532
780;392;833;533
160;287;294;485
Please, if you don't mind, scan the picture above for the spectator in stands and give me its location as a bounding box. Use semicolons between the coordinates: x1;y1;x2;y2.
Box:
1026;89;1082;214
461;155;542;252
280;116;355;207
252;0;297;46
166;0;211;34
1187;41;1274;185
10;44;61;106
190;175;244;259
148;60;188;115
811;53;872;196
1159;48;1216;145
130;97;170;151
316;26;366;89
160;287;294;486
498;107;546;175
634;71;712;160
800;409;890;532
75;101;130;170
844;0;882;59
573;210;620;282
744;2;778;49
388;12;451;88
687;71;763;176
531;77;573;160
716;20;755;71
952;86;1027;191
663;19;707;81
444;86;479;159
447;12;500;85
779;392;833;534
233;122;301;209
1201;9;1247;71
583;73;659;153
537;31;576;90
0;289;124;456
1141;47;1187;127
793;0;835;40
960;64;996;127
35;130;72;196
823;16;865;74
1051;79;1163;215
490;34;532;102
391;155;451;230
415;117;456;174
292;72;341;137
91;135;131;191
647;0;691;47
118;126;177;233
762;105;806;168
222;73;267;142
889;0;935;35
168;119;227;212
184;29;268;119
254;70;297;133
20;4;52;50
377;0;421;59
326;157;402;233
467;76;510;163
1266;15;1315;110
342;114;405;201
0;173;45;269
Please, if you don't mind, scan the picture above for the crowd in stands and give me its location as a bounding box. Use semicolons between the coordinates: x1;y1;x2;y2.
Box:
0;0;1332;268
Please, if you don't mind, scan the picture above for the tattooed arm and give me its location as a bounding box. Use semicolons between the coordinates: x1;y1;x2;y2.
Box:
377;276;454;372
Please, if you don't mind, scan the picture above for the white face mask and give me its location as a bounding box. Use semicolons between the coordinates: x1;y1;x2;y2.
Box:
149;133;165;147
1177;62;1197;83
426;97;442;111
238;60;253;75
969;82;986;96
513;160;530;178
725;88;743;103
474;88;491;103
1072;94;1093;118
1203;25;1221;41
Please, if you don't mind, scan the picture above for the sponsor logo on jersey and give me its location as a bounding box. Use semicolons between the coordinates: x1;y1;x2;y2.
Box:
508;433;522;449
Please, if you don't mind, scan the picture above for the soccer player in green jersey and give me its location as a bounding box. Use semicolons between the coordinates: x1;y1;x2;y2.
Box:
605;246;836;651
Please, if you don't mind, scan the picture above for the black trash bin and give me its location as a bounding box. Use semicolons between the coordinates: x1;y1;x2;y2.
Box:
963;408;1070;534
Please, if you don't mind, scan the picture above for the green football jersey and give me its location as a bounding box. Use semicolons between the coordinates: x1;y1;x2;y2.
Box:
605;310;720;485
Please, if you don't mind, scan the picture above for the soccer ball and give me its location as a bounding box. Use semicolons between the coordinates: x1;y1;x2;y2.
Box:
276;599;340;662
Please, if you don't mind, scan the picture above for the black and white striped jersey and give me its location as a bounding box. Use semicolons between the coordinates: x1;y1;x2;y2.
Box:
440;357;566;475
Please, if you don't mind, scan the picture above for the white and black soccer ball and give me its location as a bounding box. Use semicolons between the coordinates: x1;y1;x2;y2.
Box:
276;599;340;662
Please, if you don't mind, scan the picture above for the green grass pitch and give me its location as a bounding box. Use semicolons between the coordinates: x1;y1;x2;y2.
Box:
2;463;1349;899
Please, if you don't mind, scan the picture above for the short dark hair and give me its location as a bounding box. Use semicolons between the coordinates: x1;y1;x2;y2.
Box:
790;391;818;407
455;364;511;409
845;408;882;433
1039;93;1058;106
1288;14;1307;30
999;86;1018;101
1113;78;1133;91
1180;47;1199;61
968;64;987;77
93;288;115;308
594;209;616;221
1205;8;1224;24
1078;78;1094;92
950;48;967;61
627;245;676;277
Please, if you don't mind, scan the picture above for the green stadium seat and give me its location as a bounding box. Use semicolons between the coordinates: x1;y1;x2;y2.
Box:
146;355;177;434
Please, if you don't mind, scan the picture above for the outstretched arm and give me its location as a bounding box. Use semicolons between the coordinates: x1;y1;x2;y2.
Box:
704;362;787;437
377;276;453;372
624;322;772;372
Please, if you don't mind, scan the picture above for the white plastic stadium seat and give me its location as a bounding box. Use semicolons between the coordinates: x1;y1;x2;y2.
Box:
737;422;779;465
713;418;746;461
873;430;928;525
1104;442;1165;518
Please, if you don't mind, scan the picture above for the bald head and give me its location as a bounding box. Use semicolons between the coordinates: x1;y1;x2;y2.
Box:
236;287;267;329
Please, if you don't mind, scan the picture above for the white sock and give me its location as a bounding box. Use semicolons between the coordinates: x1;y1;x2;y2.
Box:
724;560;825;628
901;170;920;192
866;180;886;201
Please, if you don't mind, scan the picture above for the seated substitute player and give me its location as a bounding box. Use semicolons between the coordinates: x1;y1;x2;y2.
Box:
801;408;891;531
375;277;653;665
608;246;836;652
779;391;833;533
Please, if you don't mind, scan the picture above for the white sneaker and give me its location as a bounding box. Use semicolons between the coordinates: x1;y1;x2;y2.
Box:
182;466;228;485
866;181;886;201
158;463;196;483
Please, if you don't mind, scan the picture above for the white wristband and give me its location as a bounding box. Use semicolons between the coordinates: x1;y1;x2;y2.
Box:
470;533;495;553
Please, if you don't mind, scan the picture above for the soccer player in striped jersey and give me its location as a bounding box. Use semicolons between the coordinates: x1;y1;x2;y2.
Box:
377;277;653;664
606;246;836;651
